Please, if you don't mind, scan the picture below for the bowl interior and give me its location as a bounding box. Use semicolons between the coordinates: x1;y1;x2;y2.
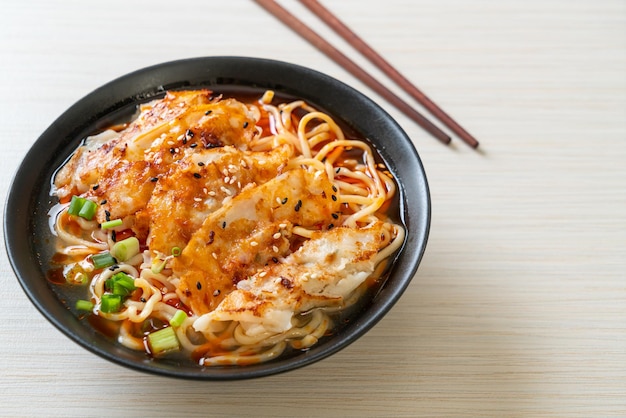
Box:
4;56;430;380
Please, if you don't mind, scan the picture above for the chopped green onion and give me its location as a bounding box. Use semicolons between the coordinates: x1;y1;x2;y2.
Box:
78;199;98;221
75;299;94;311
147;327;180;355
101;218;123;229
67;196;87;216
64;263;89;285
151;258;167;274
75;273;89;285
92;252;116;269
112;236;140;261
169;310;188;327
106;272;136;297
100;294;122;313
171;246;182;257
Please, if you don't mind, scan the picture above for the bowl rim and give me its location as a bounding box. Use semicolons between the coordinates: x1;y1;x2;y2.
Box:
4;56;430;380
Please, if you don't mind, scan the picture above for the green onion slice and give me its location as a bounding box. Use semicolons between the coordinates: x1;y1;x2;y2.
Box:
75;299;94;312
101;218;123;229
78;199;98;221
148;327;180;356
169;310;188;327
171;247;182;257
100;294;122;313
92;252;116;269
112;236;140;262
67;196;87;216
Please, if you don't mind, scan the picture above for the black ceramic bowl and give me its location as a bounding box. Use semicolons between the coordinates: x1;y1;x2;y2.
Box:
4;56;430;380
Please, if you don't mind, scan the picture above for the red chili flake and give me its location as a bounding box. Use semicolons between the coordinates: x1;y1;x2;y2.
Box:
207;230;215;245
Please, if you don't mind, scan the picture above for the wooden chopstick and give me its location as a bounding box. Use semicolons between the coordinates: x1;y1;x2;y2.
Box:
253;0;451;145
300;0;479;149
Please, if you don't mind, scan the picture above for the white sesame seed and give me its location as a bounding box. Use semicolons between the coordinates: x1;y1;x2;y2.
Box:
279;223;287;229
272;245;279;253
240;160;248;168
222;169;229;177
258;160;266;165
220;186;233;196
212;252;217;260
194;197;202;202
224;176;230;183
273;233;281;239
123;179;129;185
259;271;267;277
208;190;216;196
276;197;282;205
250;241;258;247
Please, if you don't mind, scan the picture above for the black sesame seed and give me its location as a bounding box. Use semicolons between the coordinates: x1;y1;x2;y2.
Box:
294;200;302;212
186;129;194;138
190;143;198;148
140;297;146;303
332;185;338;192
193;173;201;179
272;257;279;263
92;184;99;191
222;221;226;229
332;213;339;219
169;148;175;154
243;121;249;128
205;110;212;115
336;167;341;174
197;161;205;166
281;197;288;205
328;223;334;230
100;199;107;205
331;195;337;201
150;177;159;182
111;230;116;242
196;281;202;290
105;210;111;221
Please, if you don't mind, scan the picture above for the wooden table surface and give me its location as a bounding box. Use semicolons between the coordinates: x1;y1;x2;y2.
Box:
1;0;624;416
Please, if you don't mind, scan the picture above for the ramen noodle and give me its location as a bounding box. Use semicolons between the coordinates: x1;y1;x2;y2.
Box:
49;89;405;366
